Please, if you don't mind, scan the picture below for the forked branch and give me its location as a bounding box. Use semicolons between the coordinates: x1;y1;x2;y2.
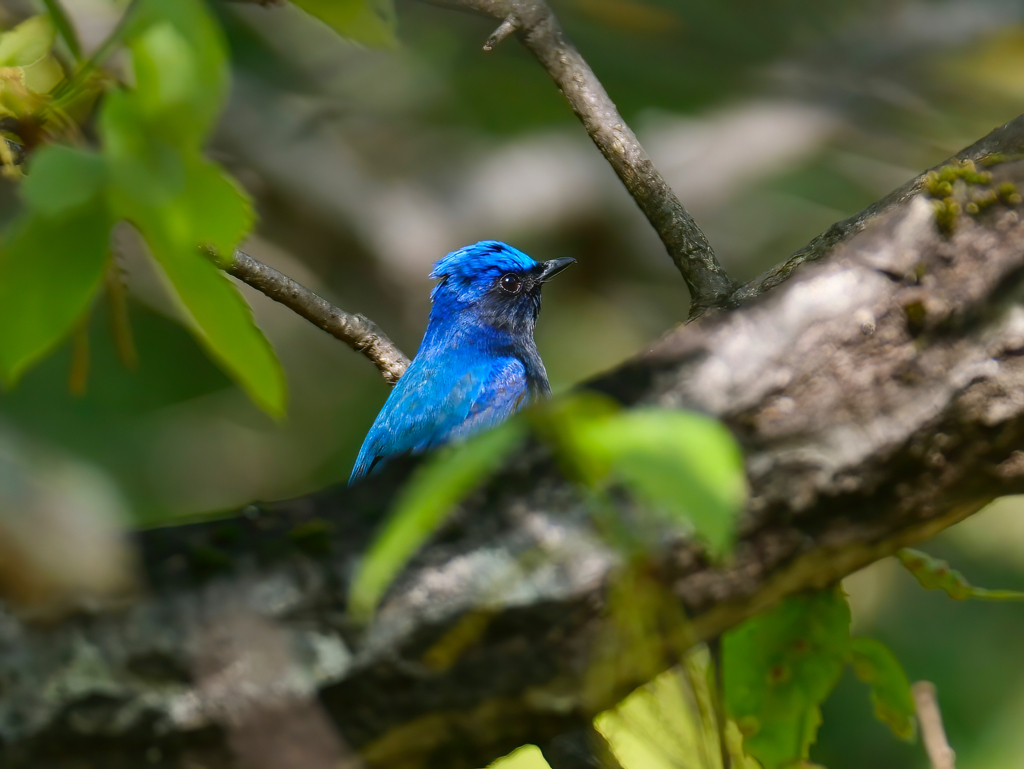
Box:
422;0;734;314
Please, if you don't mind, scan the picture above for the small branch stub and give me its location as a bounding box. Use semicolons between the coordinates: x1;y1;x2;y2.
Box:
484;14;519;50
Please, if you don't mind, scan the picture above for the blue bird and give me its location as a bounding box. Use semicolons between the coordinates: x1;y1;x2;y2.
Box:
350;241;575;483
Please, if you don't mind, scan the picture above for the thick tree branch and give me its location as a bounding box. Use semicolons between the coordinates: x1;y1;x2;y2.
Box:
6;130;1024;768
732;114;1024;305
224;249;410;385
421;0;734;312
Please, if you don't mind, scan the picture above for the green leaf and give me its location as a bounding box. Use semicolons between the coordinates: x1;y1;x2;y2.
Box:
126;0;228;140
0;197;111;384
102;125;282;414
0;15;55;67
131;152;277;406
292;0;397;48
349;421;527;620
897;548;1024;601
22;145;106;217
848;637;916;741
723;587;851;769
93;0;284;417
151;244;285;416
542;393;746;557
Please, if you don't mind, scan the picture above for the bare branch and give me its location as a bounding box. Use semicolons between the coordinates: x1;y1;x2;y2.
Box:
424;0;733;313
223;249;410;385
913;682;956;769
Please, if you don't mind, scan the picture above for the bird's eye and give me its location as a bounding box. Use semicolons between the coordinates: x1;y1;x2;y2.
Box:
498;273;522;295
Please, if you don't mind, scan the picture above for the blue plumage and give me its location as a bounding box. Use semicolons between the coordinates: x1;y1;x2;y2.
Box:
349;241;574;483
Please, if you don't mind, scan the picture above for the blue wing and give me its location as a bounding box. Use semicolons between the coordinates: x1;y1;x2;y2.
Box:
349;356;528;483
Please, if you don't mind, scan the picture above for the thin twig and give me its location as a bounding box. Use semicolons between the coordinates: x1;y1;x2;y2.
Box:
222;249;410;385
912;681;955;769
423;0;734;314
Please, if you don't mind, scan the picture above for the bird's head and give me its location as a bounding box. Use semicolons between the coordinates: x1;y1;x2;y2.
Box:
429;241;575;334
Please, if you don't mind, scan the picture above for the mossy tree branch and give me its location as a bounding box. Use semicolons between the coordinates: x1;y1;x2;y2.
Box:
5;124;1024;769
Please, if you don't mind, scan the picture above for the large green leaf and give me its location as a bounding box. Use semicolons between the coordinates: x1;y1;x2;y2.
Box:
349;421;526;620
723;587;851;769
897;548;1024;601
0;197;110;384
849;637;916;742
540;393;746;557
292;0;397;48
580;409;745;556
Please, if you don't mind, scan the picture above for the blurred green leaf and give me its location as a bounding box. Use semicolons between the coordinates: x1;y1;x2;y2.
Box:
349;421;526;620
584;409;744;556
0;197;110;385
91;0;283;417
292;0;397;48
0;15;55;67
896;548;1024;601
127;0;228;140
723;587;851;769
22;145;106;217
848;637;916;742
542;393;745;557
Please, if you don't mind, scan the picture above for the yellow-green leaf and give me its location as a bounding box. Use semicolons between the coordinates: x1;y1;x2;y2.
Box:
0;15;55;68
126;0;228;140
98;0;280;417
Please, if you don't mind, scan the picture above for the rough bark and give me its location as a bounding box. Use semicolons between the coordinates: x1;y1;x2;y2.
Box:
4;146;1024;769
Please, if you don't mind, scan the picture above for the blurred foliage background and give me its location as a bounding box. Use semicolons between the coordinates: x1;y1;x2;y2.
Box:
1;0;1024;766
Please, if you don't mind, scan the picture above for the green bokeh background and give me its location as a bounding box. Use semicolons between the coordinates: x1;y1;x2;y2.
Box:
2;0;1024;766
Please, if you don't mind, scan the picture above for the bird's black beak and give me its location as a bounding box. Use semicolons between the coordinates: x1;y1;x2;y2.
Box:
538;257;576;282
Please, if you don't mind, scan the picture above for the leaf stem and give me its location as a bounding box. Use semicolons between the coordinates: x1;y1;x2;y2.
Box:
45;0;142;116
41;0;83;62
